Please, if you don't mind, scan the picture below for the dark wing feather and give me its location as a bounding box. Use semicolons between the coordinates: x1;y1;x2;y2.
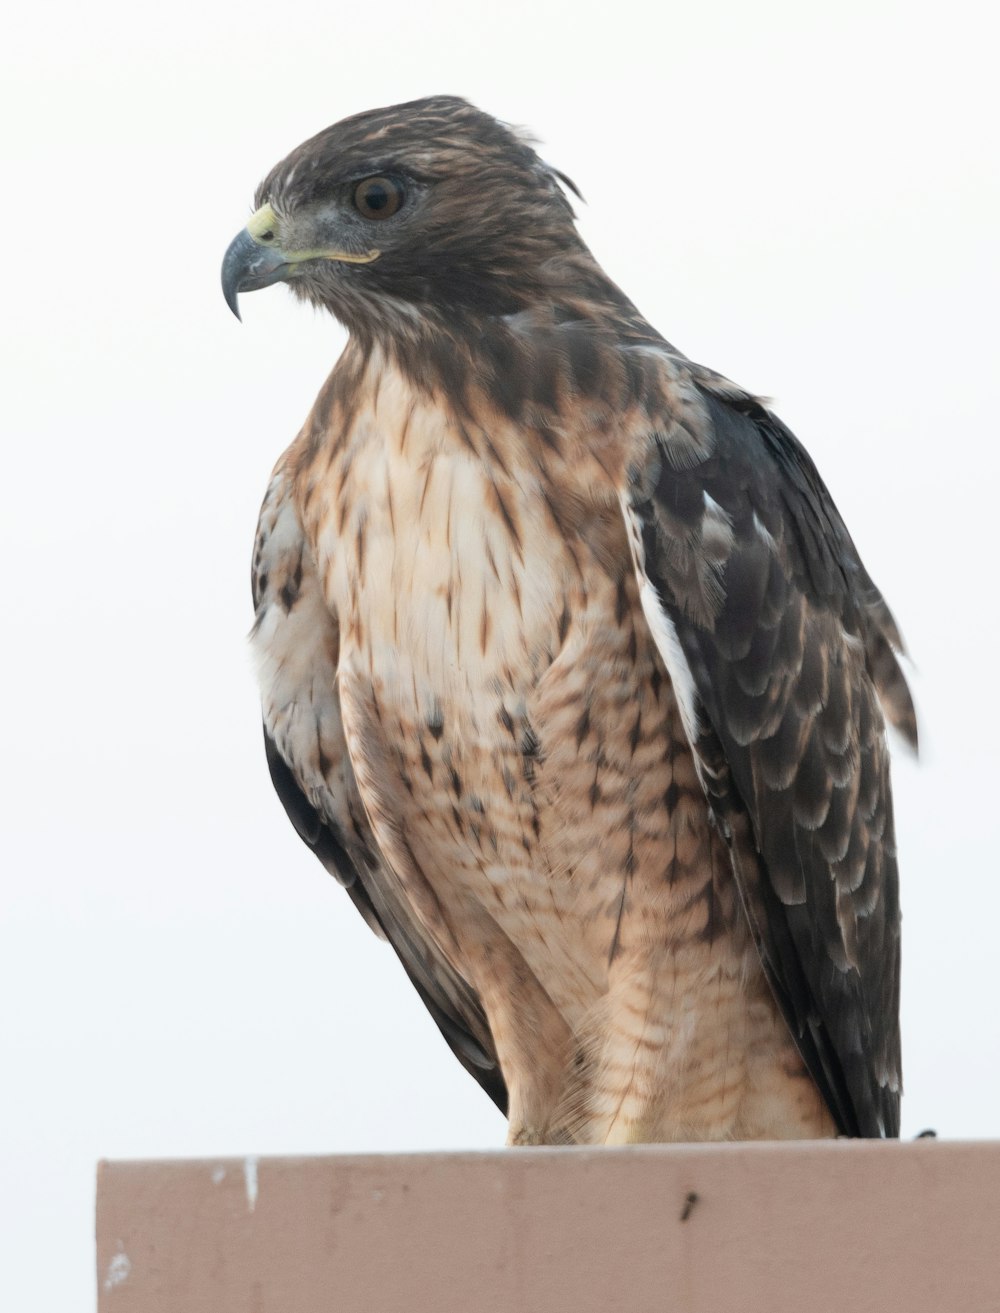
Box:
624;370;913;1137
264;727;508;1114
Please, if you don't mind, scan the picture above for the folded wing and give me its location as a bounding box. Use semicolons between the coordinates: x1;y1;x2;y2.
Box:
620;364;914;1137
252;468;507;1114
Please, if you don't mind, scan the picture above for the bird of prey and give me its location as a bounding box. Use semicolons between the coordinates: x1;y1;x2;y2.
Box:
222;96;914;1144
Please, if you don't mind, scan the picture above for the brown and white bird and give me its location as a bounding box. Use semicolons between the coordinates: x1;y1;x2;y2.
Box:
222;96;914;1144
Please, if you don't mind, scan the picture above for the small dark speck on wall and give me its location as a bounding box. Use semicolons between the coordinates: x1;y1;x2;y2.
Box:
679;1191;699;1222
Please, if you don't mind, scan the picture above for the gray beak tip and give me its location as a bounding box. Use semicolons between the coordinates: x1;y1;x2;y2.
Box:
222;225;289;321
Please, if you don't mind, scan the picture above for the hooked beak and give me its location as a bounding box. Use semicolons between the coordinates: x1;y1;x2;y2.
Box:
221;202;381;321
221;205;291;321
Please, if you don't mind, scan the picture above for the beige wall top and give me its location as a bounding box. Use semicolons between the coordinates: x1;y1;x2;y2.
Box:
97;1140;1000;1312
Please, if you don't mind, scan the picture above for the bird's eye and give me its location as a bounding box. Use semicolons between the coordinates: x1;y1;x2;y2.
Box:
353;176;404;220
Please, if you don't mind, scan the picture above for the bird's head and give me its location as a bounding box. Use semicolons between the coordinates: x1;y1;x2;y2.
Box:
222;96;587;338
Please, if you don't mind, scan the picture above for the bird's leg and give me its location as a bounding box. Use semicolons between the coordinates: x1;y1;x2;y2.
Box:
496;1004;573;1146
585;952;680;1145
586;933;755;1145
464;938;573;1147
579;760;762;1144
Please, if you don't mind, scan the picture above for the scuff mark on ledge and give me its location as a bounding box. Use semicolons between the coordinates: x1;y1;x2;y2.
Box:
103;1249;131;1291
243;1156;259;1212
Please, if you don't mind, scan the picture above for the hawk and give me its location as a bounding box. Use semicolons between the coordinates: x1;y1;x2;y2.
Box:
222;96;914;1143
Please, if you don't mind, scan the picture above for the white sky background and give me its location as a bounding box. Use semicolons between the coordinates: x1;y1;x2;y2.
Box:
1;0;997;1305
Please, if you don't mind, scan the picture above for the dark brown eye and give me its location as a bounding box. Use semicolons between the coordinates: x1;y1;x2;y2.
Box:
353;176;404;220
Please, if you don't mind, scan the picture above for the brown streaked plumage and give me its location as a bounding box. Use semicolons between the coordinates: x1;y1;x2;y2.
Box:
225;96;914;1142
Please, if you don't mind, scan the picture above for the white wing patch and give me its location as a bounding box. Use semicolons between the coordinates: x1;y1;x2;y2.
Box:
619;494;700;748
702;491;735;559
752;509;777;552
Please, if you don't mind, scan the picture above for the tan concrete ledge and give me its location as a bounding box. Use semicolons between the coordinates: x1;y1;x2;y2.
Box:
96;1140;1000;1312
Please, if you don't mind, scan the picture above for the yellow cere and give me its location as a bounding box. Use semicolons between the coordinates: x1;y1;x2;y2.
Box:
246;203;279;241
